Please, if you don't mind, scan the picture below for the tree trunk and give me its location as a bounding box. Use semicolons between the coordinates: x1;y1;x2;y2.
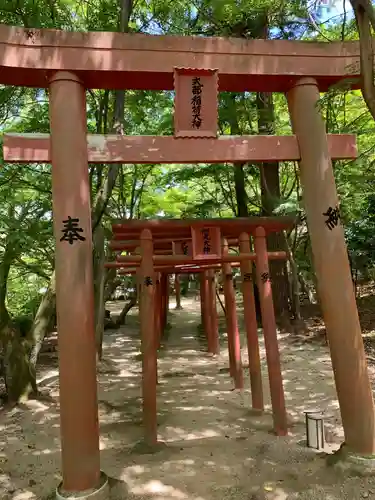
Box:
299;273;316;305
227;94;249;218
104;272;122;301
0;238;39;402
93;225;106;360
24;0;134;396
256;91;291;327
286;249;301;321
282;232;307;332
244;14;291;328
2;326;32;403
234;163;248;217
350;0;375;121
90;0;133;326
0;250;12;329
115;292;137;327
91;0;133;231
26;272;56;396
216;286;226;314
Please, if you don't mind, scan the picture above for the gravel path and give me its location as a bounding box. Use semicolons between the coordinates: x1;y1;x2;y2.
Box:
0;297;374;499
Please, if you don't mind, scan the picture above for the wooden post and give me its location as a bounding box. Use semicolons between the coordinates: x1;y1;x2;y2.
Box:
140;229;157;445
166;273;170;322
254;227;287;435
160;274;167;334
134;246;141;309
154;272;161;386
154;273;162;350
207;269;220;354
49;71;101;493
222;239;244;389
221;270;234;376
175;274;182;309
201;271;211;344
239;232;264;411
199;273;206;330
287;77;375;453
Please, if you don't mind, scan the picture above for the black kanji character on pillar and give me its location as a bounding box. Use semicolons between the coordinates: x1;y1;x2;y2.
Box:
226;273;233;280
243;273;252;282
261;272;270;283
60;216;86;245
144;276;153;286
323;206;341;230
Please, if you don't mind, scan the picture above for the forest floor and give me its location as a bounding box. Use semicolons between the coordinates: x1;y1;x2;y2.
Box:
1;295;375;499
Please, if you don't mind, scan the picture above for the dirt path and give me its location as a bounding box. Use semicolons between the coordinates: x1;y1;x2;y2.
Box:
0;297;375;499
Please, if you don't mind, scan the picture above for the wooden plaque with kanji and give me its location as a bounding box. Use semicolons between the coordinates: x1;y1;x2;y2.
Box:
173;68;218;138
173;240;193;257
191;226;221;260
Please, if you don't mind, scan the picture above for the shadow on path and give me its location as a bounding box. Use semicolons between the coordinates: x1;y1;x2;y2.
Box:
0;298;373;499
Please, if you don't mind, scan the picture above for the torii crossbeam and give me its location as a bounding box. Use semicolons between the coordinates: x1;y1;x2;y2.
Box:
3;132;357;164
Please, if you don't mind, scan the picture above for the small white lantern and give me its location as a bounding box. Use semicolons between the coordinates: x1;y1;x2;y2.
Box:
304;410;325;450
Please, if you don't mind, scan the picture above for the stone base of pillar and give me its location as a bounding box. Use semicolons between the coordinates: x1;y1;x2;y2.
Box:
56;472;109;500
327;444;375;476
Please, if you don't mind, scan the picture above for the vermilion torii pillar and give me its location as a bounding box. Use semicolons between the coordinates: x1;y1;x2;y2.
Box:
199;272;207;334
287;78;375;455
174;274;182;309
207;269;220;354
222;239;243;390
139;229;157;445
154;273;162;350
254;227;287;436
239;232;263;411
49;72;102;494
201;271;211;345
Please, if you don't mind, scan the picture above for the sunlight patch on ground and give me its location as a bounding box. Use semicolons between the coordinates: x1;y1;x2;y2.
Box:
174;405;228;414
19;400;51;413
263;486;288;499
117;368;138;377
13;492;35;500
0;473;37;500
132;480;190;498
120;464;207;500
33;412;59;425
161;426;221;442
37;369;58;385
33;448;55;455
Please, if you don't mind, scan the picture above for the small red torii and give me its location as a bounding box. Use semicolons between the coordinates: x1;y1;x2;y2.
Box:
106;217;294;444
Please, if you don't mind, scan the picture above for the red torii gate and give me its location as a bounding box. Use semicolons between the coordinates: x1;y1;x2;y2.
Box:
106;217;295;444
1;22;374;499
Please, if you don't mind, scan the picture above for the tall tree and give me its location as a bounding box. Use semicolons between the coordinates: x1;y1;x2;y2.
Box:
349;0;375;120
3;0;135;400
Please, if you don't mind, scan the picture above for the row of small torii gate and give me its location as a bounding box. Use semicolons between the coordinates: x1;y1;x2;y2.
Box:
106;218;293;443
1;23;374;499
